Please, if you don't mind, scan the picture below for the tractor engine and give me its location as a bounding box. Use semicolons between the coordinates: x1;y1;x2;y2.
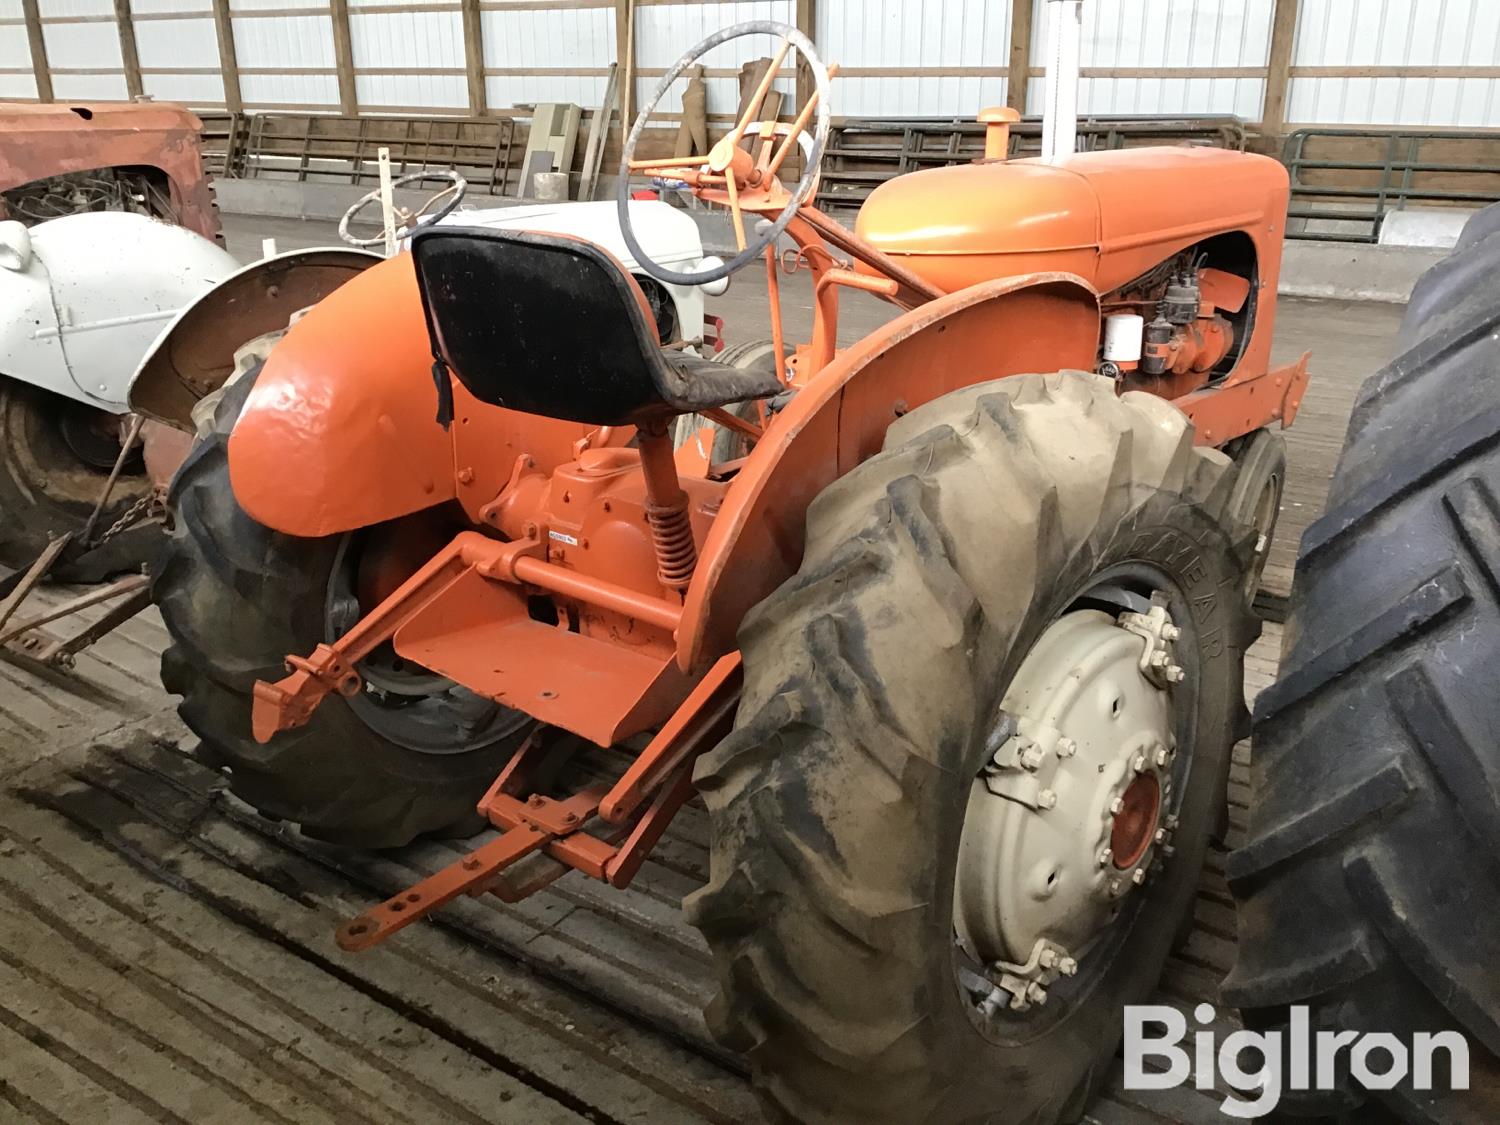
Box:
1100;254;1251;395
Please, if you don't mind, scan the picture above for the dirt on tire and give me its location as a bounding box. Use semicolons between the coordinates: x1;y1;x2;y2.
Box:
687;372;1256;1123
152;371;532;848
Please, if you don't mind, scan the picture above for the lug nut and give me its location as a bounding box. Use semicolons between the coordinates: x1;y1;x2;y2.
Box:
1108;878;1124;897
1165;664;1186;683
1150;650;1169;668
1132;868;1147;885
1132;753;1148;773
1039;949;1058;969
1026;982;1049;1006
1019;744;1044;771
1059;957;1078;976
1109;797;1124;815
1097;847;1113;867
1162;624;1181;641
1057;737;1077;758
1153;828;1167;844
1154;747;1170;767
1038;788;1058;809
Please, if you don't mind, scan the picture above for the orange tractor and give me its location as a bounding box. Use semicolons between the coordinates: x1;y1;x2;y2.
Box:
155;20;1308;1123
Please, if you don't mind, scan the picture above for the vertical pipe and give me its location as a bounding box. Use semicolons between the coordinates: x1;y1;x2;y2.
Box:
1040;0;1081;162
378;146;396;257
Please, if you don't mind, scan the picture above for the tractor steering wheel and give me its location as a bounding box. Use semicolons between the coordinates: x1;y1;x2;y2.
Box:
338;170;468;248
618;20;833;288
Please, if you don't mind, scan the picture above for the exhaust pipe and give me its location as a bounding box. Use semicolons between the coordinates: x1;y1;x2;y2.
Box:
1041;0;1082;162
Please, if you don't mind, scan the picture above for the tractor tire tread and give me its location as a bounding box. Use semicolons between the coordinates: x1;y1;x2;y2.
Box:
1228;201;1500;1116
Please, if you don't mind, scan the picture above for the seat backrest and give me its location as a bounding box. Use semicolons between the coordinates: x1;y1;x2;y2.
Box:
411;226;673;426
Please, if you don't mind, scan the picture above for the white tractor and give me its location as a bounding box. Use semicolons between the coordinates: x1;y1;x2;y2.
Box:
0;211;238;572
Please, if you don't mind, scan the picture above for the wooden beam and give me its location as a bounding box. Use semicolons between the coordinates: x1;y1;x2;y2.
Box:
460;0;486;114
1007;0;1033;112
1261;0;1300;137
210;0;241;114
615;0;635;130
20;0;51;102
795;0;814;108
113;0;143;98
329;0;357;115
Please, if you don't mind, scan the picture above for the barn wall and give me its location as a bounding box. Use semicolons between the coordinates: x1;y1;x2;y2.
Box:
2;0;1497;129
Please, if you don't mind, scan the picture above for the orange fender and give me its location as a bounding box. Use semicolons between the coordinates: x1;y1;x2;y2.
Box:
679;272;1101;670
228;253;591;538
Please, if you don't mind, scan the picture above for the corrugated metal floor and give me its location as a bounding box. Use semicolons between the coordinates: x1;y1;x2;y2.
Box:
0;274;1404;1123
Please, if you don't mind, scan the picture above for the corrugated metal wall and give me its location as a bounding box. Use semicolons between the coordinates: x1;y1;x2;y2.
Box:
1027;0;1273;119
0;0;40;99
818;0;1008;117
2;0;1498;129
1288;0;1500;126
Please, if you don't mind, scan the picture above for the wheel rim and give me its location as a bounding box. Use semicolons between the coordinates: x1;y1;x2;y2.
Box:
324;524;530;755
1245;470;1281;594
1;384;147;506
953;570;1197;1026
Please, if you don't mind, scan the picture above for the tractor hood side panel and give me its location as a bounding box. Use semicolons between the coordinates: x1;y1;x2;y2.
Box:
227;252;593;538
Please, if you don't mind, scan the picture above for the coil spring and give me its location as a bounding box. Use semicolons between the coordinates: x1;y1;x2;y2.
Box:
645;499;697;590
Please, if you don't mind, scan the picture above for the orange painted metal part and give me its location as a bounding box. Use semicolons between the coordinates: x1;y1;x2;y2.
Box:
228;253;593;539
331;658;739;944
0;101;222;243
251;528;690;747
679;269;1102;669
228;73;1312;949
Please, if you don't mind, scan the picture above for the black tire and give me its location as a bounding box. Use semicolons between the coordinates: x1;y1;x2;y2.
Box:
1225;427;1288;601
1226;203;1500;1119
686;373;1255;1123
0;379;152;570
153;371;532;848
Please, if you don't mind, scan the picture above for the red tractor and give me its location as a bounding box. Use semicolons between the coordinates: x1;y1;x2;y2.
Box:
155;21;1306;1122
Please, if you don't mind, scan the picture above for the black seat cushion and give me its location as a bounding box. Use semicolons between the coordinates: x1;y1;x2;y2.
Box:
410;226;782;427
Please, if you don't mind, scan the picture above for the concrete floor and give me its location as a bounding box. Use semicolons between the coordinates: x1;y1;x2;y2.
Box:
0;212;1408;1123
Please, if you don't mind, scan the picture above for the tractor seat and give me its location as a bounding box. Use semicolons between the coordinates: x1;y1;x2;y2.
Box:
410;226;782;427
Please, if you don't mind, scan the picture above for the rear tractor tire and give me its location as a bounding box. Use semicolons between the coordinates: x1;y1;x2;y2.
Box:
153;370;532;848
1226;203;1500;1118
688;372;1258;1123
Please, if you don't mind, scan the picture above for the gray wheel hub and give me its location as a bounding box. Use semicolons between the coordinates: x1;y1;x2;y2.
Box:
955;605;1182;1010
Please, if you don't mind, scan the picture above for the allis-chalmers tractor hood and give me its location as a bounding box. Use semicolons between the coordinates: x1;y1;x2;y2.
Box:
855;146;1290;296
